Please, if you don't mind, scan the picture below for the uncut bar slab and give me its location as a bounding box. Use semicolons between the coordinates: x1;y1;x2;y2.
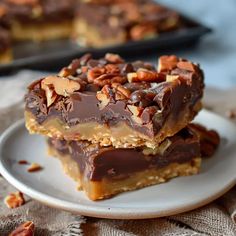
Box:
47;126;201;200
0;4;12;63
4;0;75;41
74;0;181;47
25;53;204;148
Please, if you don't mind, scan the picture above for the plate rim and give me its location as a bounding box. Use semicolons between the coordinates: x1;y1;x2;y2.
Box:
0;110;236;219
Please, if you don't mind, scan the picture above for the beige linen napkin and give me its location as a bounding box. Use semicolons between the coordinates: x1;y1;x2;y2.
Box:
0;71;236;236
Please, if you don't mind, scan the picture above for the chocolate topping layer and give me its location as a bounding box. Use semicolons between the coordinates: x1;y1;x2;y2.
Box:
0;4;11;52
0;27;11;52
4;0;75;24
48;126;200;181
25;53;204;138
77;0;181;40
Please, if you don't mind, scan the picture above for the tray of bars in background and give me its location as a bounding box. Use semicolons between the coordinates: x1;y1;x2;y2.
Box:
0;0;211;74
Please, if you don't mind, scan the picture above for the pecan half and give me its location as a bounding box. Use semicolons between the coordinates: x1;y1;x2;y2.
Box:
9;221;35;236
4;192;25;209
127;69;164;83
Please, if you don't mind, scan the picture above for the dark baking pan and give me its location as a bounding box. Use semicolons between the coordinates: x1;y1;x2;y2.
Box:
0;15;211;75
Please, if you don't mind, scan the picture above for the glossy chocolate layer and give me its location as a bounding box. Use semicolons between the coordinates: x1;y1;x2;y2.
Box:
77;0;181;39
4;0;75;24
0;27;10;52
25;54;204;138
0;3;11;52
48;126;200;181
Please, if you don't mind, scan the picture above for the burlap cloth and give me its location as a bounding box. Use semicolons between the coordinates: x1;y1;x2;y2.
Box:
0;71;236;236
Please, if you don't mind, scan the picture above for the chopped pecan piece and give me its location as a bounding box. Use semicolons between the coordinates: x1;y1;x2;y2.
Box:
177;61;197;72
58;67;74;77
226;109;236;119
127;105;143;116
111;83;131;99
27;163;42;172
4;192;25;209
127;105;143;124
88;65;126;86
189;123;220;157
105;53;124;64
127;72;138;83
18;160;29;165
41;76;82;106
9;221;35;236
157;55;178;72
166;75;180;82
96;85;113;109
127;69;164;83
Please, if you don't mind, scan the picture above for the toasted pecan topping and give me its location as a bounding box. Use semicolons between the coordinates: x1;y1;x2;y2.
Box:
88;64;126;86
27;53;203;119
9;221;35;236
4;192;25;209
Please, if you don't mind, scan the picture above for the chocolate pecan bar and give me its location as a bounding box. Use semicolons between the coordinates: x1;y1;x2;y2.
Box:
74;0;181;47
47;125;206;200
25;53;204;148
5;0;76;41
0;3;12;63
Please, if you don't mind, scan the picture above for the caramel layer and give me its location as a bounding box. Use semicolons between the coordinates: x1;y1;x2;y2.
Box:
0;48;12;64
25;101;200;148
11;20;73;42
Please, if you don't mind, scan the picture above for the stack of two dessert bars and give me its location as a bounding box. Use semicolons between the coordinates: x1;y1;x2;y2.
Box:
24;53;219;200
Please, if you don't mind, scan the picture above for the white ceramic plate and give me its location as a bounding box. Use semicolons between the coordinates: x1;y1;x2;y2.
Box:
0;109;236;219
